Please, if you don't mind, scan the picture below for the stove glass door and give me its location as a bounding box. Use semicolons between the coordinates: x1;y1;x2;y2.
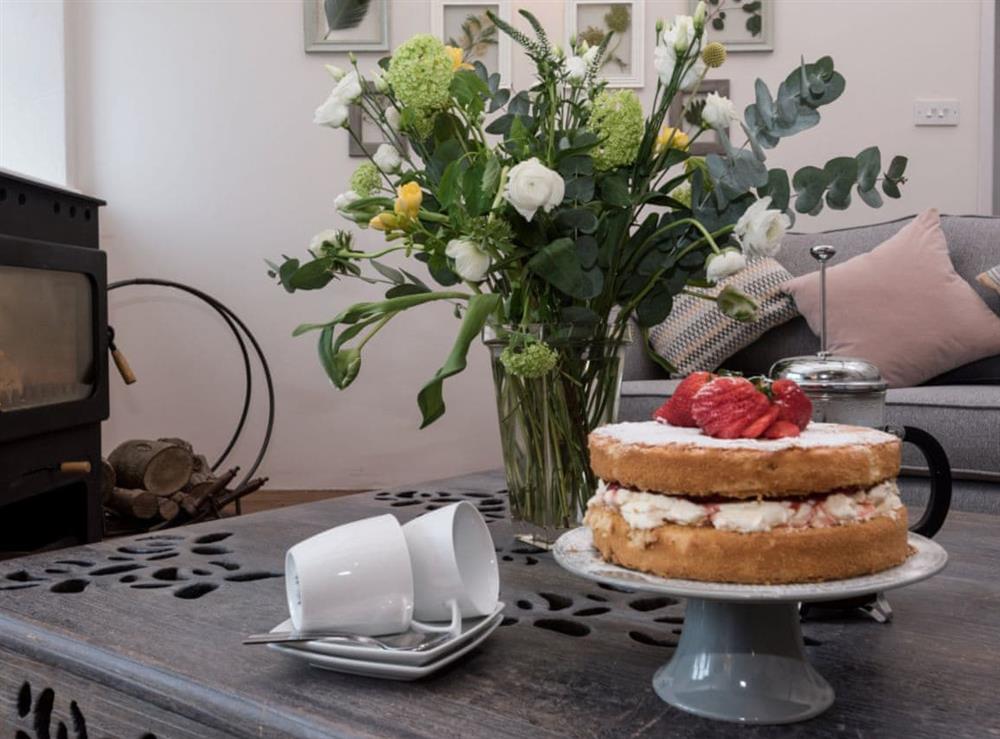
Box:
0;265;95;411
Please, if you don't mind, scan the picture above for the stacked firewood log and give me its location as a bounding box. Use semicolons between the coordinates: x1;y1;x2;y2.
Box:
101;438;267;534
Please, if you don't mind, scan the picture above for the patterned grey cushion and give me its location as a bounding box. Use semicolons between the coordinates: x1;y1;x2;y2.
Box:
647;258;798;376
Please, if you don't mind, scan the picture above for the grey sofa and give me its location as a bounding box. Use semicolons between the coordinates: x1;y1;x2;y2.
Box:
620;214;1000;512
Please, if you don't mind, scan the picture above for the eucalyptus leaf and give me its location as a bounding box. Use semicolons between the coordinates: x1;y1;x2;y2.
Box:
324;0;370;30
758;168;791;213
564;176;595;203
417;293;501;428
600;174;631;207
288;259;334;291
858;185;883;208
554;208;598;233
823;156;857;210
792;165;830;213
855;146;881;191
527;237;603;299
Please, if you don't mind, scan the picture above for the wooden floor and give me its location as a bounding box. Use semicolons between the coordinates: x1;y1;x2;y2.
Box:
224;489;367;515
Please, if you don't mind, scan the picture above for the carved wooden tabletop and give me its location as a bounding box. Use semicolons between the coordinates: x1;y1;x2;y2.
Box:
0;471;997;738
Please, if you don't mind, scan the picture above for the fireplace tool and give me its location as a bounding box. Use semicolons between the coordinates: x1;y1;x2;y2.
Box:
770;245;952;622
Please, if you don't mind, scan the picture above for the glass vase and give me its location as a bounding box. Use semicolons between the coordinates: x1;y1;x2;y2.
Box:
484;323;629;540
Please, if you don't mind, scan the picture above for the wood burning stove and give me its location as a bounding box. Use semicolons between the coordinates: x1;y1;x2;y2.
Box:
0;171;107;554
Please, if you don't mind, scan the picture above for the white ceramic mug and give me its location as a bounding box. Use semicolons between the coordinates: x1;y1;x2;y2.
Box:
286;514;416;636
402;501;500;621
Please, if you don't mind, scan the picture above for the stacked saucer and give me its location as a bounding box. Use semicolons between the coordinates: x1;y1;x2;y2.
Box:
247;501;503;680
266;603;505;680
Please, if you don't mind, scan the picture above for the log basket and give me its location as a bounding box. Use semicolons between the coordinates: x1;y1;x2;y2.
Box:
107;278;275;515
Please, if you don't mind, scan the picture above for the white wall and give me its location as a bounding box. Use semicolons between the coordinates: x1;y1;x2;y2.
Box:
67;0;991;490
1;0;67;184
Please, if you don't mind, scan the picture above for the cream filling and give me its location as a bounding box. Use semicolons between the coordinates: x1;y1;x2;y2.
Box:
588;480;903;533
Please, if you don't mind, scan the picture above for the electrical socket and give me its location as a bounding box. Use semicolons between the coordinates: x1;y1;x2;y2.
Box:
913;99;959;126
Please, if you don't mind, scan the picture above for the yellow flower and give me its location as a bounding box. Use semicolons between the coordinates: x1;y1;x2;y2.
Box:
394;182;423;220
702;41;727;69
369;212;401;231
655;126;690;154
444;46;473;71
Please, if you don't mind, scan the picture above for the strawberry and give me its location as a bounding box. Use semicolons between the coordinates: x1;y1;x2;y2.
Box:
740;405;780;438
762;420;802;439
691;377;771;439
653;371;715;427
770;379;813;430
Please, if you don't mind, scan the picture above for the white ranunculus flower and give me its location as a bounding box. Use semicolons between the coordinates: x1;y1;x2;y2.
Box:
504;157;565;222
385;106;400;131
735;197;791;258
334;190;360;212
372;144;401;173
333;70;363;103
670;15;696;52
371;68;389;93
705;247;747;282
445;239;491;282
702;91;738;129
324;64;346;81
565;55;588;83
309;228;341;258
314;90;350;128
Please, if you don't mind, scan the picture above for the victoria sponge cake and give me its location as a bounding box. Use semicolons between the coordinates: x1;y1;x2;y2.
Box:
583;374;910;585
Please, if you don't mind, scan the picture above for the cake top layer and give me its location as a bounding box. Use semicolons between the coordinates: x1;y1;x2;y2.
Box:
592;421;898;451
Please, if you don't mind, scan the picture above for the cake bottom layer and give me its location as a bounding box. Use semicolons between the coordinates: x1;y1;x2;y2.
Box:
585;506;910;585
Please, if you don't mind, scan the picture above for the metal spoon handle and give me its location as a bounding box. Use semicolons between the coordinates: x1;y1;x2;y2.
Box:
243;631;387;647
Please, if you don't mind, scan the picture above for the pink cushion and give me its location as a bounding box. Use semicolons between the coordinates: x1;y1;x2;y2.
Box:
782;209;1000;387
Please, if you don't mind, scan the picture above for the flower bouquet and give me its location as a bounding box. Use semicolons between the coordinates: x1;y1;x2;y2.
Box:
270;3;907;531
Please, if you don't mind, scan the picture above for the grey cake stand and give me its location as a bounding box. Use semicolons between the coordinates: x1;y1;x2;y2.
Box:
553;528;947;725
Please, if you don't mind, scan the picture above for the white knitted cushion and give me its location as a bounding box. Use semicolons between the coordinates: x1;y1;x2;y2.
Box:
647;257;798;376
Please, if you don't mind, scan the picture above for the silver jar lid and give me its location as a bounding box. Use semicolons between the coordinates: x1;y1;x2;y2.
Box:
769;355;887;393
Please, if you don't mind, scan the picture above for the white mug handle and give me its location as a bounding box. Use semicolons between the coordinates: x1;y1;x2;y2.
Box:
410;599;462;637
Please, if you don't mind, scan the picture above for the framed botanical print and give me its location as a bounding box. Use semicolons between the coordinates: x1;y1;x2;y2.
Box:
694;0;773;52
431;1;512;83
304;0;390;53
669;79;731;156
566;1;645;88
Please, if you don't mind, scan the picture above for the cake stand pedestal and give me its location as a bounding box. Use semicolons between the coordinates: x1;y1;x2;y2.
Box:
552;528;947;725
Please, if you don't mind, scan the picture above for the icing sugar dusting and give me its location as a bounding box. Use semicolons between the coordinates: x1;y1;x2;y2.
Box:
592;421;898;450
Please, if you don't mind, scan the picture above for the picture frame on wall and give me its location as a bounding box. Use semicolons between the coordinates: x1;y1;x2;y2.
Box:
668;79;731;155
348;84;408;158
431;1;512;83
566;1;644;88
304;0;390;53
694;0;773;52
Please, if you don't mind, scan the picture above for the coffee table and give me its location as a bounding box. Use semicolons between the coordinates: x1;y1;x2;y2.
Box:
0;470;996;738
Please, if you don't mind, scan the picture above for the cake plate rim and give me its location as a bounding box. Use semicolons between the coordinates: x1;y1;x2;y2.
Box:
552;527;947;603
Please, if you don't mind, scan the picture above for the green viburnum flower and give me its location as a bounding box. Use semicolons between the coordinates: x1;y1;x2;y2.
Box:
500;342;559;379
588;89;644;171
350;162;381;197
386;34;454;112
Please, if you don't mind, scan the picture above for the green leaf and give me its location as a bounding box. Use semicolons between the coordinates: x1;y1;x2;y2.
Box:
482;156;501;201
882;177;901;199
792;165;830;213
636;287;673;327
575;235;598;269
527;237;604;299
758;168;790;212
857;185;883;208
324;0;370;31
887;155;908;179
294;291;470;336
277;258;301;293
463;160;491;216
717;285;759;322
558;155;594;177
599;174;631;207
319;325;363;389
287;259;334;291
385;283;430;298
855;146;881;191
437;161;464;209
370;260;404;284
564;176;595;202
823;156;858;210
553;207;598;233
416;293;501;428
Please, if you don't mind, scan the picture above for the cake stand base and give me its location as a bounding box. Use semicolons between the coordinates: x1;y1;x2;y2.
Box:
652;599;833;724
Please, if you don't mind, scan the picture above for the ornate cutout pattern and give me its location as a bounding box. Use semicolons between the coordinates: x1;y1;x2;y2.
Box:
373;488;509;523
13;680;157;739
0;532;281;601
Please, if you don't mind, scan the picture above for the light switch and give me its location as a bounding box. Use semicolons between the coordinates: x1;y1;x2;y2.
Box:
913;99;960;126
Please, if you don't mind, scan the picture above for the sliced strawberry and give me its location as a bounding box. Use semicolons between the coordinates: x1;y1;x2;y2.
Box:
762;419;802;439
691;377;771;439
770;379;813;430
740;405;780;438
653;371;715;427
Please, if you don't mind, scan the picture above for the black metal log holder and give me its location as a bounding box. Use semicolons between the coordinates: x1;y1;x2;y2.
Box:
106;279;275;514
